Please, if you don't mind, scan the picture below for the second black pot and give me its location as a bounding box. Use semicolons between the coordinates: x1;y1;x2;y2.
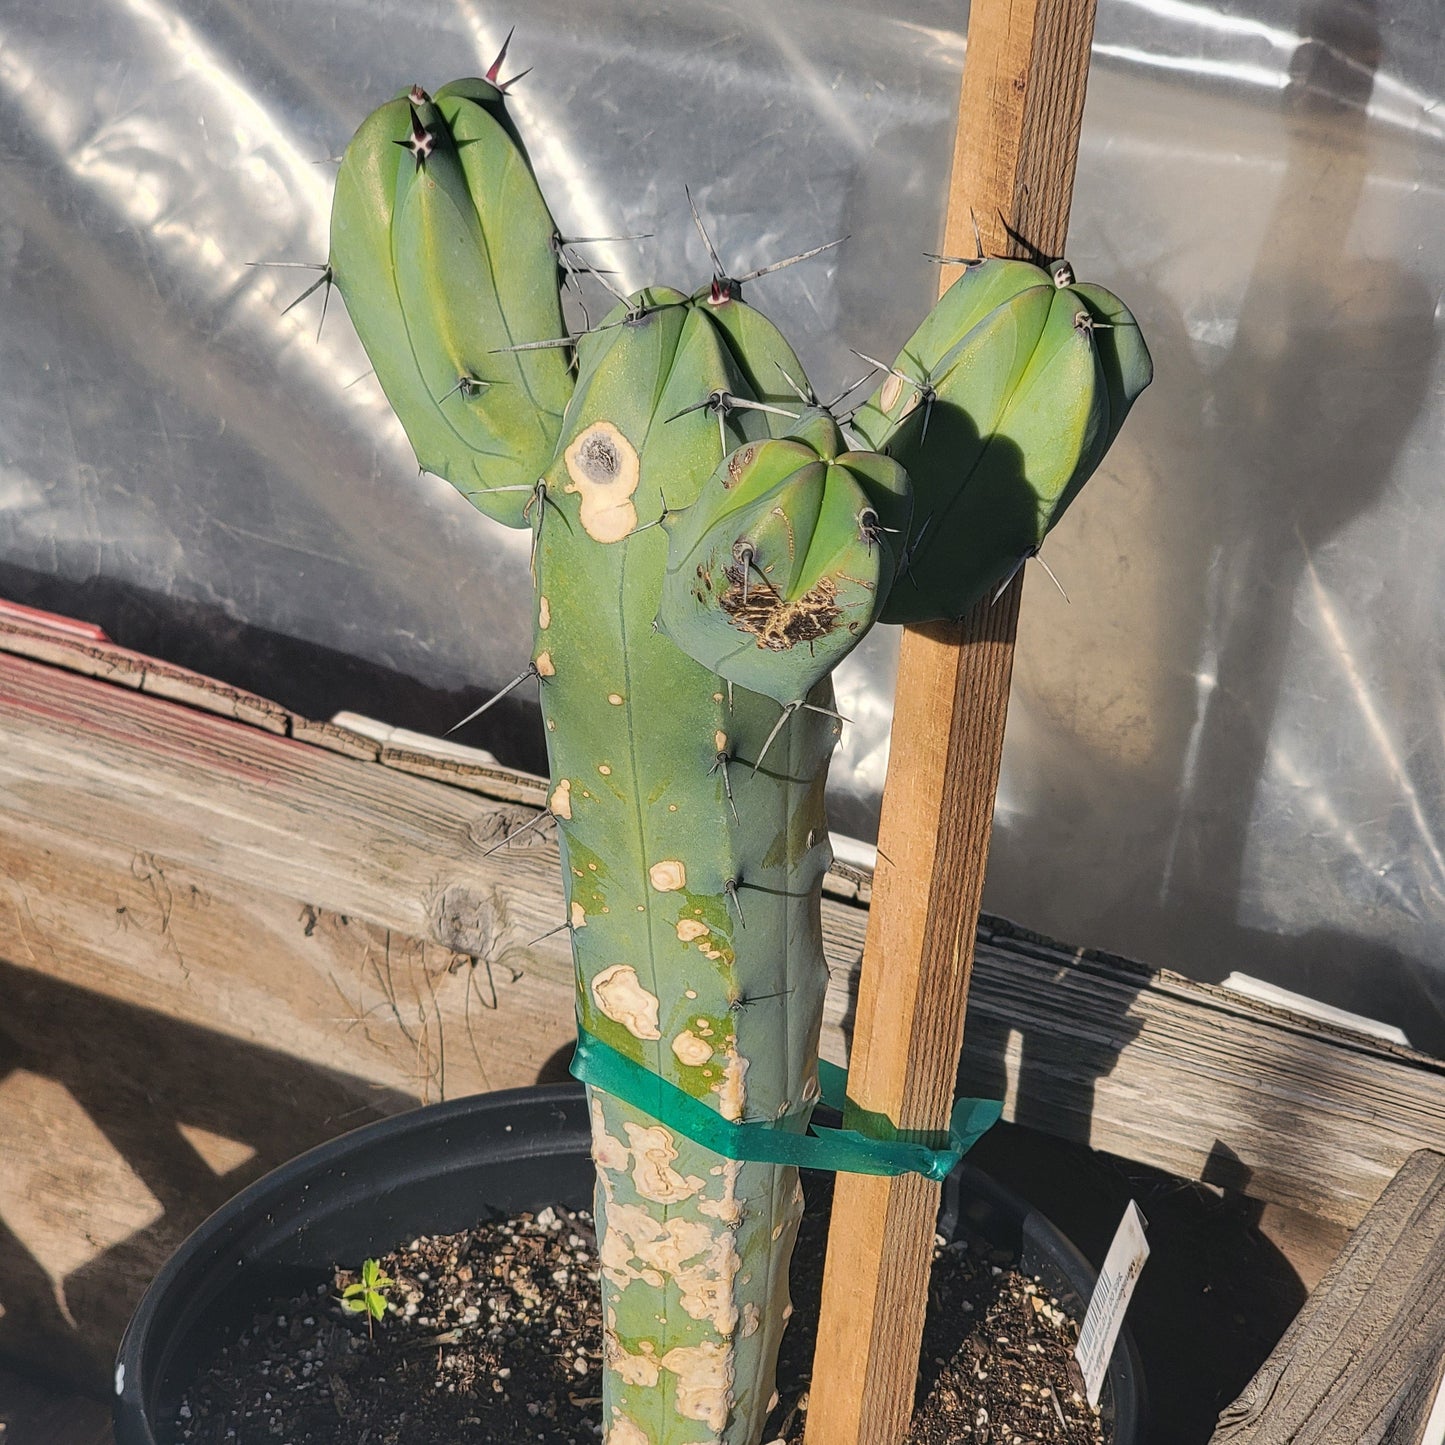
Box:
114;1082;1146;1443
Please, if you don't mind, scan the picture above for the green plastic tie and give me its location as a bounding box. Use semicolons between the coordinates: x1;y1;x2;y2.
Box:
570;1026;1001;1181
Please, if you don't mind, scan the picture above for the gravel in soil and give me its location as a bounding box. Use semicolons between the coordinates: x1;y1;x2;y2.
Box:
175;1180;1106;1445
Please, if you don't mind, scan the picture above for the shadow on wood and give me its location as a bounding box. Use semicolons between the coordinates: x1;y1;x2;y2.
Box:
0;958;416;1395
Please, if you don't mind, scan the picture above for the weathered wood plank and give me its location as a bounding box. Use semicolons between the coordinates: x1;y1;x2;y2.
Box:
1210;1150;1445;1445
0;814;569;1104
957;927;1445;1226
4;646;1445;1233
5;635;1445;1392
0;614;291;732
807;0;1100;1432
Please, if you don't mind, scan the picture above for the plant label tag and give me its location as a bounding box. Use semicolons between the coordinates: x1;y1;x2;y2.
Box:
1074;1199;1149;1408
1421;1358;1445;1445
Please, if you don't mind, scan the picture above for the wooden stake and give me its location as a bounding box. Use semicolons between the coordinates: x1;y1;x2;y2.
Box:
804;2;1100;1441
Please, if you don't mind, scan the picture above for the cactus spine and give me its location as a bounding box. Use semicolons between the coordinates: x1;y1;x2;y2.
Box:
323;54;1150;1445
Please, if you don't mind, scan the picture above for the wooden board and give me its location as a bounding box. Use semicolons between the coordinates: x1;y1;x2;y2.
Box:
1211;1150;1445;1444
4;635;1445;1391
7;641;1444;1223
806;0;1101;1433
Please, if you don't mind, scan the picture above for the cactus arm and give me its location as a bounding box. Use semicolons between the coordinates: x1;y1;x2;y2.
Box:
854;285;1054;624
432;92;572;423
389;93;572;518
887;256;1049;380
328;86;571;528
855;262;1151;622
992;285;1109;527
329;98;480;488
1059;282;1154;512
852;282;1053;456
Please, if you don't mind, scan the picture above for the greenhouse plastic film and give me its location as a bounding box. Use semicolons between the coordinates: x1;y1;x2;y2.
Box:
2;0;1443;1049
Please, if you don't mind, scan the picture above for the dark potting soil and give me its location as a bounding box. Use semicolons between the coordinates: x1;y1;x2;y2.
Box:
174;1179;1105;1445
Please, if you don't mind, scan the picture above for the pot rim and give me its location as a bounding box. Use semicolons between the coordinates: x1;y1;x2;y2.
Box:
114;1081;1146;1444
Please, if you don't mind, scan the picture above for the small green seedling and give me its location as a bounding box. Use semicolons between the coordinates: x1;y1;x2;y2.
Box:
339;1257;395;1335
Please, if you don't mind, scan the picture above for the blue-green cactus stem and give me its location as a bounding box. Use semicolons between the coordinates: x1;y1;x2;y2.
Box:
323;69;1154;1444
534;293;839;1444
328;83;573;527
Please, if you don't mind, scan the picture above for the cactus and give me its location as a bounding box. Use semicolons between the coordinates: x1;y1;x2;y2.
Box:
320;52;1150;1445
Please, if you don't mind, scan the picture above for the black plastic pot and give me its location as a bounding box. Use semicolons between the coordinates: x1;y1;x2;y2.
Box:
115;1083;1146;1443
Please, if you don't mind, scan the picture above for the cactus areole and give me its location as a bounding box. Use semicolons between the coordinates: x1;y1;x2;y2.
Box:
320;50;1150;1445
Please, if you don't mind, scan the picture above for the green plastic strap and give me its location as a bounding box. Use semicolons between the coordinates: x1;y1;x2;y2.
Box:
570;1026;1001;1181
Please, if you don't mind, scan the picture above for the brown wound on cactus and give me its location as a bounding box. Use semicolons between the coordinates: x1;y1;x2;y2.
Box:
720;559;842;651
658;433;898;702
564;420;641;542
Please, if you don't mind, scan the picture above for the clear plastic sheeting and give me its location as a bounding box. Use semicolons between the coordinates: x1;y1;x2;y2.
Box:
2;1;1443;1050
